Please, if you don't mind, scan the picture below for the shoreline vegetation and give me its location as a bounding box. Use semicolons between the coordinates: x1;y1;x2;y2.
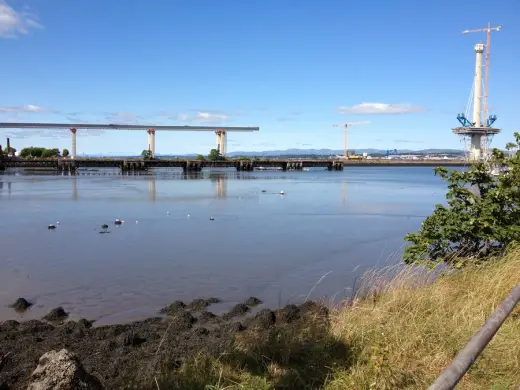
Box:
2;136;520;389
1;252;519;389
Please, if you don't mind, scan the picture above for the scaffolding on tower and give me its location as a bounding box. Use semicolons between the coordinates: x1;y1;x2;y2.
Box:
452;23;502;163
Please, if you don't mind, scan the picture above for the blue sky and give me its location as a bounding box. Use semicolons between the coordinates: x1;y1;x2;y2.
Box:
0;0;518;155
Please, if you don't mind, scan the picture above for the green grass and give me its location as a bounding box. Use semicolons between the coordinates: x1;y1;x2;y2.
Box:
160;249;520;389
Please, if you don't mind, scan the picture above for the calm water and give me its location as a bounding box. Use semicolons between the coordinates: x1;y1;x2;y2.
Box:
0;167;447;325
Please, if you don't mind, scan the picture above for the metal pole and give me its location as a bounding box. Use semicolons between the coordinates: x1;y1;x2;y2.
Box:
428;283;520;390
344;126;348;158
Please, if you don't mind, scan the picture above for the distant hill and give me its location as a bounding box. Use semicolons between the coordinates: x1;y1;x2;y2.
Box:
225;148;464;157
86;148;464;158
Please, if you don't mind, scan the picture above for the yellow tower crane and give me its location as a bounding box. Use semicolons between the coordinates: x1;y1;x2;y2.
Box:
333;121;370;158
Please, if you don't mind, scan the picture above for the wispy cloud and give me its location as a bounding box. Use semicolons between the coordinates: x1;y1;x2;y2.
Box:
277;116;293;122
177;111;231;124
0;1;43;38
394;139;423;144
104;112;144;124
4;129;70;139
4;128;105;139
338;103;425;115
0;104;52;113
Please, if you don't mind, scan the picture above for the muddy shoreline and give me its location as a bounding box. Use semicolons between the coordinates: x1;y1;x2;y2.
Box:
0;297;335;389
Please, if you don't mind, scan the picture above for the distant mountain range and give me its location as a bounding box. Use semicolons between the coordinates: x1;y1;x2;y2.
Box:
86;148;464;158
225;148;464;157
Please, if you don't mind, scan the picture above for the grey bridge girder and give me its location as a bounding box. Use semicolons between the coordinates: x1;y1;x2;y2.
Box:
0;122;259;132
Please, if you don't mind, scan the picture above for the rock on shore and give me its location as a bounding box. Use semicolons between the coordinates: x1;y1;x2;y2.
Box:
27;349;103;390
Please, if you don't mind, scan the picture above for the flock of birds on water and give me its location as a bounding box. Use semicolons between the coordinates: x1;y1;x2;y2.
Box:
47;189;285;232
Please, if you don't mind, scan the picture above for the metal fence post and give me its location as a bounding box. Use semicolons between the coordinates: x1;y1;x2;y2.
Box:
428;282;520;390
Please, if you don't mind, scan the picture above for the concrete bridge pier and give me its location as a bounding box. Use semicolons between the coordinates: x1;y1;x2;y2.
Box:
328;161;344;171
57;160;77;174
70;128;77;159
121;160;148;172
286;162;303;171
184;161;202;172
237;160;254;171
215;130;227;156
147;129;156;158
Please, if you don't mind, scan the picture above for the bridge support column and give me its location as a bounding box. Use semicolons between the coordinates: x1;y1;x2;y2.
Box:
184;161;202;173
147;129;156;158
328;161;344;171
237;160;253;171
215;130;227;156
70;128;77;159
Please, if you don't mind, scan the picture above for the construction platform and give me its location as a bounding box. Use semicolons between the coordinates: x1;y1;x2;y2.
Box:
452;126;501;135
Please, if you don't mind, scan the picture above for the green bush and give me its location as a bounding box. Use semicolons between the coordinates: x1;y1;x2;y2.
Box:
141;149;152;160
20;147;59;158
404;133;520;267
208;149;224;161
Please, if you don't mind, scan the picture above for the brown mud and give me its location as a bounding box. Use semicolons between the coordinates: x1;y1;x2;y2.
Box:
0;297;346;390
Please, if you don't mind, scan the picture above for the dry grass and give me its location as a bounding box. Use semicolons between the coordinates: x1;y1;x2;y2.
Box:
326;248;520;390
162;249;520;389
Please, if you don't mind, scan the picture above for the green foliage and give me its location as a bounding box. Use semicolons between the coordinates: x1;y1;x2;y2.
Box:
208;149;224;161
141;149;152;160
20;147;59;158
42;148;60;158
403;133;520;267
3;146;16;156
196;154;205;161
62;148;70;157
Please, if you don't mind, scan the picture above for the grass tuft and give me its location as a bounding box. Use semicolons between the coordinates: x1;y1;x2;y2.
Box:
328;248;520;389
158;249;520;389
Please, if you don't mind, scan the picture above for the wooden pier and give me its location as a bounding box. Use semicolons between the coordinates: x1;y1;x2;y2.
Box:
0;157;467;173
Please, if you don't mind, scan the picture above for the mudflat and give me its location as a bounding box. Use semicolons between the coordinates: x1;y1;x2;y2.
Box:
0;298;336;389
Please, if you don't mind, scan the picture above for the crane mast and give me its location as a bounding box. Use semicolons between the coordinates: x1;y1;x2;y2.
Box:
462;23;502;157
333;121;370;158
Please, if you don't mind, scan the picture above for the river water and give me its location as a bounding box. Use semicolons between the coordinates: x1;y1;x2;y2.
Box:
0;167;447;325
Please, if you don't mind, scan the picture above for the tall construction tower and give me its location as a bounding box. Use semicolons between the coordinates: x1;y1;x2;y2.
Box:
452;24;502;162
332;121;370;158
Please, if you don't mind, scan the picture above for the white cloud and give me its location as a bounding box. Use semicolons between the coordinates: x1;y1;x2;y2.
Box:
338;103;424;115
0;104;50;113
104;112;142;124
4;128;105;139
177;111;230;124
0;1;43;38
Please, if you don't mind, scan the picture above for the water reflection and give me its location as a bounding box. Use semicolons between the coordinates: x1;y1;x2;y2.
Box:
211;174;227;198
0;166;449;324
72;176;77;200
148;177;156;202
0;180;12;196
